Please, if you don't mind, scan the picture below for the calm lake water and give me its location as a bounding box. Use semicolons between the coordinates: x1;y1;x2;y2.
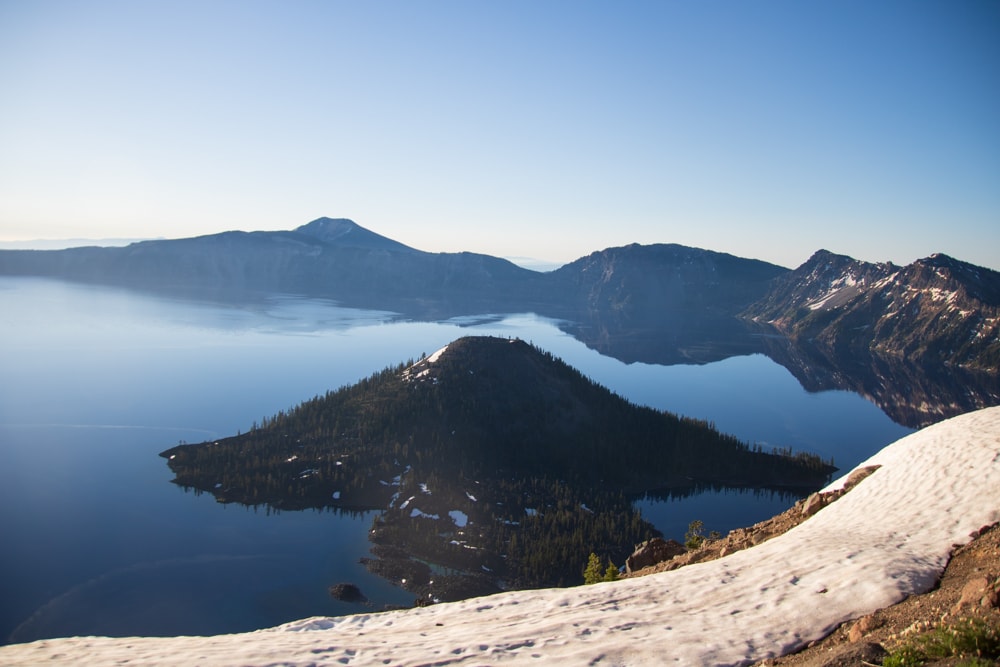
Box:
0;277;912;644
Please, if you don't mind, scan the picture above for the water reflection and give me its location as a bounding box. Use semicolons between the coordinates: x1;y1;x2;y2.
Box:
756;332;1000;428
635;486;802;546
556;308;1000;430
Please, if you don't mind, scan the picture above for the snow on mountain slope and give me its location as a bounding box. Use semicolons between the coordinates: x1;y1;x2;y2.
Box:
743;250;1000;371
3;407;999;666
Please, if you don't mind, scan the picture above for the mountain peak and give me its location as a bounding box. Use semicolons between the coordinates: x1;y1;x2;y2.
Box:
399;336;587;416
802;249;859;267
294;217;417;252
913;252;1000;307
298;217;359;236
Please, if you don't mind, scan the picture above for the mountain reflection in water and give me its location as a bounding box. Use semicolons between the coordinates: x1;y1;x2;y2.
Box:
556;310;999;430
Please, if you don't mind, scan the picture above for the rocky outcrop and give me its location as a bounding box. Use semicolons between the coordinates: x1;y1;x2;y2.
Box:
743;250;1000;372
951;575;999;615
799;641;887;667
624;538;686;574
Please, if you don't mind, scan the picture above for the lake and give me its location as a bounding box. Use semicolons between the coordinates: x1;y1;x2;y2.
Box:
0;277;913;644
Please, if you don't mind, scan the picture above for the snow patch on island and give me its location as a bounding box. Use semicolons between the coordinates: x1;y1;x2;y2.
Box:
425;344;449;364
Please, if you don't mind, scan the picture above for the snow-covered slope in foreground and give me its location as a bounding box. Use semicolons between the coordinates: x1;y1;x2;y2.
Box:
4;407;1000;667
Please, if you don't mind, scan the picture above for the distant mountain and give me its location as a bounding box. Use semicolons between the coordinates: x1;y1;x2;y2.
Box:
547;243;788;364
743;250;1000;372
0;218;544;314
0;218;787;320
161;336;833;594
549;243;787;319
0;237;158;250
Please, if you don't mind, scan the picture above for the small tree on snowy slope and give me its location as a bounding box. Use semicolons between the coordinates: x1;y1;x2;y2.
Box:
583;552;619;584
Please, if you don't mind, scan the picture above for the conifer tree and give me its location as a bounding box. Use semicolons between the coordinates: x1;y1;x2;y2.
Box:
583;552;604;584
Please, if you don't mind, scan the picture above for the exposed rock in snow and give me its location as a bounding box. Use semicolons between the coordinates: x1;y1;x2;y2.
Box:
3;407;999;666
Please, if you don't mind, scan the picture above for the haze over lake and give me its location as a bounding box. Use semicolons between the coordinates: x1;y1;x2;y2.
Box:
0;277;912;644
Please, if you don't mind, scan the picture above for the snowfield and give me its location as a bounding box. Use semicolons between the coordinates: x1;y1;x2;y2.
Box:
3;407;999;666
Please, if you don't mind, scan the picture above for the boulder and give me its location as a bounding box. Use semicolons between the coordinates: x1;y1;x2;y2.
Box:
951;575;999;614
847;614;878;642
800;492;827;517
801;641;887;667
625;538;686;574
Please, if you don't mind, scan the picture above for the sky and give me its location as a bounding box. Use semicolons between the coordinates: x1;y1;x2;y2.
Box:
1;1;998;271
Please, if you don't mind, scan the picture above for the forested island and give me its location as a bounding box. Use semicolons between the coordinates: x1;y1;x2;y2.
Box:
162;336;835;600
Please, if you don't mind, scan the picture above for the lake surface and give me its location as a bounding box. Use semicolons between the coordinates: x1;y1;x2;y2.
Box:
0;277;913;644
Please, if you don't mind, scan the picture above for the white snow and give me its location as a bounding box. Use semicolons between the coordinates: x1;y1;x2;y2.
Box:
4;407;1000;667
401;348;447;383
425;344;449;364
805;275;862;311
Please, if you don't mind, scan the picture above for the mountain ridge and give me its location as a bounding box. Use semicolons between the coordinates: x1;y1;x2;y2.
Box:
1;217;997;371
743;248;1000;371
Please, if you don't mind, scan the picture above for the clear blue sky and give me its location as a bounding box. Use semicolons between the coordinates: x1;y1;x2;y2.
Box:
1;1;998;270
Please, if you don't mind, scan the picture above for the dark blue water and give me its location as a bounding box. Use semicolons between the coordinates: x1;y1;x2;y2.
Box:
0;277;911;644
